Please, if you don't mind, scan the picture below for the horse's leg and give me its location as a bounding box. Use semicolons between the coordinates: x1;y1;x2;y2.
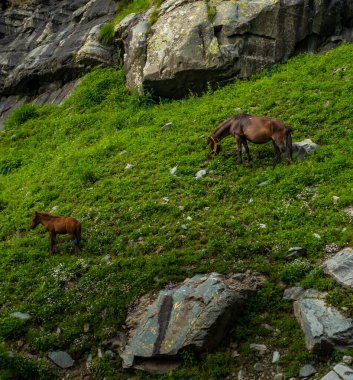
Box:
272;141;281;167
50;232;56;255
236;138;243;163
242;138;252;162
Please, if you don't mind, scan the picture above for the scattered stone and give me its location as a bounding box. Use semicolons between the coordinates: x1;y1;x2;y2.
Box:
98;348;103;358
343;356;353;365
238;369;246;380
48;351;74;369
186;216;192;221
195;170;207;179
324;100;331;108
274;374;285;380
86;353;92;369
286;247;307;260
102;255;110;263
254;362;265;372
332;196;340;204
313;233;321;239
257;180;268;187
283;286;304;301
324;244;340;254
250;343;268;354
299;364;316;378
181;224;188;230
272;351;280;363
258;223;266;229
120;272;265;373
294;295;353;354
161;122;173;130
234;108;243;113
292;139;319;159
262;323;275;331
105;350;115;358
125;163;132;170
56;327;62;334
323;248;353;288
84;323;90;333
10;312;30;320
320;363;353;380
170;166;177;176
232;350;240;358
345;206;353;218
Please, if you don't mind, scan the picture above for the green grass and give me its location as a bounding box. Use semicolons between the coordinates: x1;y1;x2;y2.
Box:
1;44;353;378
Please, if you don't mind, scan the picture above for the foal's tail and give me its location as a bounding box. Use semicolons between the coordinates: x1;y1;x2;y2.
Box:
285;126;293;160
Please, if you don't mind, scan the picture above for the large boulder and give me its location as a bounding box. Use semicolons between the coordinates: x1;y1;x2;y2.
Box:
120;271;265;374
323;248;353;288
116;0;353;98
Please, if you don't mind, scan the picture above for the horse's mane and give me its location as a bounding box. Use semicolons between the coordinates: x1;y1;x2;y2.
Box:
37;212;60;219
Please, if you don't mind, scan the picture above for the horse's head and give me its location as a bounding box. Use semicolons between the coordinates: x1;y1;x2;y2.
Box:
206;135;222;157
30;211;40;229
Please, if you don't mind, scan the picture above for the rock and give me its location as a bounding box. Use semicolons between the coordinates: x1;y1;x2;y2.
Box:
274;374;285;380
299;364;316;378
170;166;177;176
250;343;268;354
254;362;265;372
125;163;132;170
323;248;353;288
86;353;92;369
286;247;307;260
293;294;353;355
0;0;117;127
120;271;265;373
283;287;304;301
343;356;353;365
116;0;353;98
161;122;173;130
10;312;30;320
48;351;74;369
272;351;280;363
195;170;207;179
324;244;340;254
321;363;353;380
292;139;319;159
257;181;269;187
238;369;246;380
102;255;110;263
83;323;90;332
332;196;340;204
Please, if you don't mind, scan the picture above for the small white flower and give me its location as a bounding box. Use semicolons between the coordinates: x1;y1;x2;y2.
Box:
313;233;321;239
125;163;132;170
170;166;177;176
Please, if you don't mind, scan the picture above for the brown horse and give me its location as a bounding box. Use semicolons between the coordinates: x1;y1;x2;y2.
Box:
31;211;81;255
207;114;293;166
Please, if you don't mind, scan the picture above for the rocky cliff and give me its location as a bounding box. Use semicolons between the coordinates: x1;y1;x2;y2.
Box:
116;0;353;98
0;0;116;128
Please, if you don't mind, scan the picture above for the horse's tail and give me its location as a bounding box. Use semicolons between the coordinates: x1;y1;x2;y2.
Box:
285;125;293;159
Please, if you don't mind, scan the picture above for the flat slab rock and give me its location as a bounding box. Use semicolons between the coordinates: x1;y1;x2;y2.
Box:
120;271;265;374
293;293;353;355
321;363;353;380
323;248;353;288
48;351;74;369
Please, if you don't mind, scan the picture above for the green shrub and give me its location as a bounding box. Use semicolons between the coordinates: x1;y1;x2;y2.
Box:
279;259;312;284
5;103;39;129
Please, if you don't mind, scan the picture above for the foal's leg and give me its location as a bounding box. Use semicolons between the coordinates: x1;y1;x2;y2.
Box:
50;232;56;255
242;138;252;162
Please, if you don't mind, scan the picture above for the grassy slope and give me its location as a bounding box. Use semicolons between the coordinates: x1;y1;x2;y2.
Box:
1;44;353;378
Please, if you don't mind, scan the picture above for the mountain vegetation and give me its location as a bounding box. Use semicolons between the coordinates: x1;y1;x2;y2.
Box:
1;43;353;379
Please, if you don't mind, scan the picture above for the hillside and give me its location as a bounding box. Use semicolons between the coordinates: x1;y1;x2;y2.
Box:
1;43;353;379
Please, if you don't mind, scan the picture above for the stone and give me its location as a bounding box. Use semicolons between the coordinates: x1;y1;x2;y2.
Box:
274;374;285;380
293;295;353;355
10;312;30;320
238;369;246;380
272;351;280;363
323;248;353;288
333;363;353;379
292;139;319;159
102;255;110;263
343;356;353;365
170;166;177;176
286;247;307;260
120;271;265;373
283;287;304;301
48;351;74;369
250;343;268;354
195;170;207;179
299;364;316;378
254;362;265;372
116;0;353;98
161;122;173;130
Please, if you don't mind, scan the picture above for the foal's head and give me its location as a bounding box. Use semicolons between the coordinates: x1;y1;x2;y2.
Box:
30;211;40;229
206;135;222;157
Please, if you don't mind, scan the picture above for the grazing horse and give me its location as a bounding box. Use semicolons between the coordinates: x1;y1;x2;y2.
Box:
31;211;81;255
207;114;293;166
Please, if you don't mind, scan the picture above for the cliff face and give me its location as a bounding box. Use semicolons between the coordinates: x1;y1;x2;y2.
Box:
117;0;353;98
0;0;116;128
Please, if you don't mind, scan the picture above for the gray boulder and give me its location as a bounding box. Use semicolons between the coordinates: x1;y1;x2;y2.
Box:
48;351;74;369
321;363;353;380
294;295;353;355
120;271;265;374
292;139;320;159
323;248;353;288
116;0;353;98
